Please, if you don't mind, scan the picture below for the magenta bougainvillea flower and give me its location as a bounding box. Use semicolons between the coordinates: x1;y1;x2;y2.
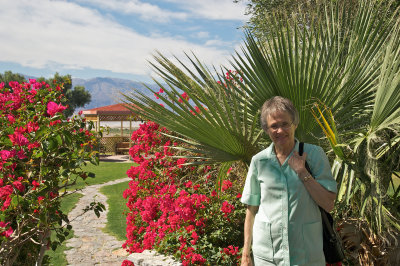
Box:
123;121;244;265
8;132;29;146
0;80;99;263
46;101;67;117
221;179;233;191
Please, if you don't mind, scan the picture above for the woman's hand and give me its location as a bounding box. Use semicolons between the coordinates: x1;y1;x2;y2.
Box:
289;151;337;212
242;206;257;266
241;251;253;266
288;151;308;178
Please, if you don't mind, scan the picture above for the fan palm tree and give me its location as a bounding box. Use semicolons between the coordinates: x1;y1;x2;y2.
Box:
123;0;399;242
311;16;400;262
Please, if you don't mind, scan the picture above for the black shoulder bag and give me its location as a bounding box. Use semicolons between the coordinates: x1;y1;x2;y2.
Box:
299;142;345;264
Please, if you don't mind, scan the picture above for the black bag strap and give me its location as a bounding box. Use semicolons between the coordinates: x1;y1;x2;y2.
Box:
299;142;337;240
298;142;312;174
298;141;304;155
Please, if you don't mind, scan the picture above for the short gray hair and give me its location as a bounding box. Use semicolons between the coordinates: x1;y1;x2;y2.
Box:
260;96;299;131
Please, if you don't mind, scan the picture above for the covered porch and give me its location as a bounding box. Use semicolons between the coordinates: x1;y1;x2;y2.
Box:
82;103;141;155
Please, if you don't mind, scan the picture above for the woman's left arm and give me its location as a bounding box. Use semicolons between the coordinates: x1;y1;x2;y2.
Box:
288;151;337;212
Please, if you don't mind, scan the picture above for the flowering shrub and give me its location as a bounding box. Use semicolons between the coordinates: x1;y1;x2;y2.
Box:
0;80;100;265
121;259;135;266
123;121;246;265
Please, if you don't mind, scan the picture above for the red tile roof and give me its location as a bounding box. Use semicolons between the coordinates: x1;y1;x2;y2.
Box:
82;103;138;115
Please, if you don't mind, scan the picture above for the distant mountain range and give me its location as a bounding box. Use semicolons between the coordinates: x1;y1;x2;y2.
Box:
72;77;160;110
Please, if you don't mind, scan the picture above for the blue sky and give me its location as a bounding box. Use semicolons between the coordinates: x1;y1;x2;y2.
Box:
0;0;249;83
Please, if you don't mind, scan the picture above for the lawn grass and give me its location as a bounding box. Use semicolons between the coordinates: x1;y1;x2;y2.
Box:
44;192;83;266
100;181;130;240
67;161;133;191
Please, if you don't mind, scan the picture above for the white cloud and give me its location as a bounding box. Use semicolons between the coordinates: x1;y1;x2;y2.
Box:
205;39;231;47
75;0;248;22
0;0;237;79
192;31;210;39
75;0;188;22
164;0;248;21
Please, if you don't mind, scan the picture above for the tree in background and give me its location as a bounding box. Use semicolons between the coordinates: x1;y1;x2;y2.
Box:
37;73;91;117
236;0;399;42
0;71;91;117
0;71;26;86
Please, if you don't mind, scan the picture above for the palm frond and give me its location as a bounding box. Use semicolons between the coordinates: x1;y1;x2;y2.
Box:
370;19;400;132
122;54;262;166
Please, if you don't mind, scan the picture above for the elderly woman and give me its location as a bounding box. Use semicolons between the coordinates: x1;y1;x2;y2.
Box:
240;96;337;266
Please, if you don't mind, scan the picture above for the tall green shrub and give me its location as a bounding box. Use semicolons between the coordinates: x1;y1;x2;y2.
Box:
0;79;102;265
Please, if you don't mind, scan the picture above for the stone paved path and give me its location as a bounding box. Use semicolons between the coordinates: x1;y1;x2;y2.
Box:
64;174;182;266
65;177;131;266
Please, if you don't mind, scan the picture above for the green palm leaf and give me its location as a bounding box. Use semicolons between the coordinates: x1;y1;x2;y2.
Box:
123;53;262;166
371;21;400;132
229;2;389;146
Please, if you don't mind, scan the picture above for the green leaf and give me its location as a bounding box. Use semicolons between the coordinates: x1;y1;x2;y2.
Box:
35;126;49;139
61;169;70;177
48;138;58;150
51;241;60;251
89;155;99;166
1;136;13;147
58;235;65;243
32;150;44;159
216;162;234;193
63;130;73;145
88;172;95;178
42;140;50;153
10;194;22;209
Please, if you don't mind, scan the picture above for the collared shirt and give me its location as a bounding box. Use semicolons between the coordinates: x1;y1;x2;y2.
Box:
241;141;337;266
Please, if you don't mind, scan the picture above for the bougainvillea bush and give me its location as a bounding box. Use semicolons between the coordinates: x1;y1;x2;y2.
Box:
0;80;100;265
123;121;246;265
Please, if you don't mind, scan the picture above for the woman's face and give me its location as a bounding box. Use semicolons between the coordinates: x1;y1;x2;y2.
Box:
265;111;297;148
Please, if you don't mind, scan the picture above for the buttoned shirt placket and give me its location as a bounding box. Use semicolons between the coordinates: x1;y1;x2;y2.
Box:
279;162;290;265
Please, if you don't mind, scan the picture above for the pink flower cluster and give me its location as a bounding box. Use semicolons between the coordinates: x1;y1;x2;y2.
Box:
216;70;244;91
0;221;13;238
220;245;240;262
221;201;235;219
46;101;67;117
123;121;244;265
0;80;50;215
153;88;164;99
178;92;189;103
121;260;135;266
0;79;98;261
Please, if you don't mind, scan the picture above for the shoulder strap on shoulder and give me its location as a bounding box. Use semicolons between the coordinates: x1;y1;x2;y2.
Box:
299;142;304;156
299;142;313;176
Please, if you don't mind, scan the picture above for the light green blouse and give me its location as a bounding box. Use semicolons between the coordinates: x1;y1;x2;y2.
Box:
241;141;337;266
